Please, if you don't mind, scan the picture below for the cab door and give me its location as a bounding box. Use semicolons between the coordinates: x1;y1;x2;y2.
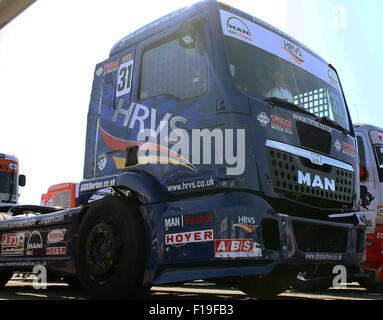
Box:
93;50;136;177
128;15;218;189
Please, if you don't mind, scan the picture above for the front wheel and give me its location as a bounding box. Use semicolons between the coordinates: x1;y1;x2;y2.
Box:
292;273;333;292
291;265;333;292
76;196;146;299
237;268;297;299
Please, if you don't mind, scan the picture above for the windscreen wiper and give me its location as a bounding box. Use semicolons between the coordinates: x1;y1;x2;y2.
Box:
264;97;317;118
317;116;351;135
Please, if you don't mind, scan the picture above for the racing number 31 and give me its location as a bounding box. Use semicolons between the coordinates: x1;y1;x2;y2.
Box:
116;59;134;98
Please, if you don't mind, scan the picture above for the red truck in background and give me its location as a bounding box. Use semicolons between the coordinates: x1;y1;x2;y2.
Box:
40;183;78;209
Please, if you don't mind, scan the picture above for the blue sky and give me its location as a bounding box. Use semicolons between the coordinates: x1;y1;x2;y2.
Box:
288;0;383;126
0;0;382;205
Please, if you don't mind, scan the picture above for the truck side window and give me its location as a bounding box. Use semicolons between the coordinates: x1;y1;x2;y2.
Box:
139;28;208;101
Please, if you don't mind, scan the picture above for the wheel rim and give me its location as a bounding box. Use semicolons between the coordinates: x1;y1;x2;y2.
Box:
85;222;121;284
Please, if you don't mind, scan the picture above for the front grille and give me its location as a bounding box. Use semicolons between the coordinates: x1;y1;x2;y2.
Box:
267;147;354;208
293;221;347;253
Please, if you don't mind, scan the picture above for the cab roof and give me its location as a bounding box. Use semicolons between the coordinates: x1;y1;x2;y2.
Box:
354;123;383;133
109;0;328;65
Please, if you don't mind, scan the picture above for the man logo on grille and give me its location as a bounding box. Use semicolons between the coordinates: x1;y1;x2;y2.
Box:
298;171;335;192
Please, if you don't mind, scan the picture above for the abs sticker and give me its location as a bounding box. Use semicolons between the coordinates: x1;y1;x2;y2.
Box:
1;233;25;256
214;239;262;258
116;59;134;98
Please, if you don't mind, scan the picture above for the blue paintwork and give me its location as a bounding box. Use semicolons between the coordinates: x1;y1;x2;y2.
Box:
0;0;365;287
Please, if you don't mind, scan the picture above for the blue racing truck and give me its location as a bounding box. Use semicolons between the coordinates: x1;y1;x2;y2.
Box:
0;0;366;298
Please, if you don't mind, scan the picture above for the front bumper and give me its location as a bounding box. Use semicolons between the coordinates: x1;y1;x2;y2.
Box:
148;192;365;285
275;213;365;266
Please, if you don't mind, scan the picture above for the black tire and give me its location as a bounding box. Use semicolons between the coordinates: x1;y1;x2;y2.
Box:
76;196;146;299
237;268;297;299
292;273;332;292
291;265;333;292
0;272;13;288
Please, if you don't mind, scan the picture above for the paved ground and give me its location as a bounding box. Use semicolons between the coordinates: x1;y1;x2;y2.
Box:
1;274;382;301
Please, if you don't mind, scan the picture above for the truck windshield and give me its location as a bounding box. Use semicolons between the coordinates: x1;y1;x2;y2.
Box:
0;171;16;196
220;10;351;133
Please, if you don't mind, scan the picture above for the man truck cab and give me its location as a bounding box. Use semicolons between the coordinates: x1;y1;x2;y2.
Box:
355;124;383;291
0;1;366;299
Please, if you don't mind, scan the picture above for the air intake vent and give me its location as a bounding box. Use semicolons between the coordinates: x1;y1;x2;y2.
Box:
292;220;347;253
296;121;331;154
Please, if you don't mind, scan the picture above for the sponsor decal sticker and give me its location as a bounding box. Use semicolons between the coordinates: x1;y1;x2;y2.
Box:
165;229;213;245
226;16;253;42
122;53;133;63
257;112;270;127
377;206;383;217
46;246;67;256
238;216;256;224
185;214;213;225
26;231;43;256
282;40;304;65
116;59;134;98
39;214;65;226
220;10;342;91
97;153;108;171
164;213;213;229
233;223;257;233
292;114;332;133
47;229;66;245
341;142;355;158
167;178;215;193
271;115;293;135
88;188;114;203
103;60;119;75
1;233;25;256
305;253;342;261
165;216;182;229
80;178;117;192
335;139;354;157
95;66;103;77
335;139;342;152
214;239;262;258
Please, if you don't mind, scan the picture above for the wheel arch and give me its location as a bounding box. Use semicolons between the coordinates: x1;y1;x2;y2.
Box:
77;170;167;225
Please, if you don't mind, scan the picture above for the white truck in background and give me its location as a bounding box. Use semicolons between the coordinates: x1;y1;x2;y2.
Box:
0;153;26;214
355;124;383;292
